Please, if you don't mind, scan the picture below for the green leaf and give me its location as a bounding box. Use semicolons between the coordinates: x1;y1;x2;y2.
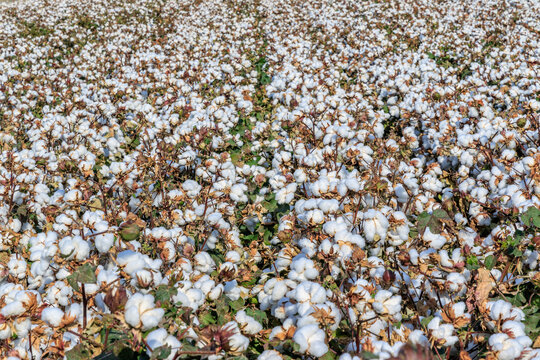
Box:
417;209;451;235
67;263;97;291
522;207;540;227
360;352;379;360
77;263;97;283
228;298;245;312
319;352;336;360
199;311;216;326
119;223;141;241
151;346;171;360
66;344;91;360
421;315;434;328
245;308;267;324
466;255;480;270
155;285;177;303
484;255;496;270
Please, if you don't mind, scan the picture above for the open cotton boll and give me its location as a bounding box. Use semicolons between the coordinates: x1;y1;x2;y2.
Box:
0;323;12;340
146;329;182;360
41;307;65;327
427;317;458;347
293;324;328;357
372;290;402;319
124;293;164;330
408;329;430;346
235;310;263;335
95;233;115;253
362;209;389;243
288;256;319;281
194;252;216;273
422;228;447;249
223;321;250;353
64;189;82;202
276;183;297;204
488;300;525;322
1;301;26;317
7;257;26;279
258;350;283;360
489;333;529;360
289;281;327;304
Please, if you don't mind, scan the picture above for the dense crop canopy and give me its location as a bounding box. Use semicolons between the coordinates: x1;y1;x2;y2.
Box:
0;0;539;359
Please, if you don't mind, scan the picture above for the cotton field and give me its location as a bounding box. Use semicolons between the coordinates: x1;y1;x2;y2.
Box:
0;0;539;359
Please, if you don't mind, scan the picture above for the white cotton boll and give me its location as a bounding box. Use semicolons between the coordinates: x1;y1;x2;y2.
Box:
41;307;65;327
124;293;164;330
194;252;216;273
236;310;263;335
7;257;26;279
8;218;21;233
1;301;26;317
288;257;319;281
489;333;524;360
362;210;389;243
428;317;458;347
64;189;82;202
290;281;326;304
208;284;224;300
95;233;115;253
294;169;307;183
13;317;31;338
0;323;12;340
146;329;181;360
230;184;248;203
293;324;328;357
223;322;250;352
408;329;429;347
501;321;527;339
225;251;241;263
258;350;283;360
423;228;447;249
372;290;402;318
488;300;524;322
271;281;289;301
308;209;325;224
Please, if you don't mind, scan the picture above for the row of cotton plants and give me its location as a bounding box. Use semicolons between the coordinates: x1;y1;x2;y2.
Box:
0;0;539;359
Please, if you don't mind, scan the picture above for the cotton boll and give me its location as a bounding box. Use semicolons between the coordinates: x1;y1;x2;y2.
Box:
13;317;31;338
208;284;224;300
362;210;389;243
1;301;26;317
427;317;458;347
372;290;402;320
64;189;82;202
288;256;319;281
7;257;26;279
293;324;328;357
41;307;65;327
145;329;182;360
489;333;528;360
230;184;248;202
258;350;283;360
236;310;263;335
423;228;447;249
194;252;216;273
488;300;525;322
0;323;12;340
288;281;327;304
224;322;250;353
95;233;115;253
124;293;164;330
408;329;429;347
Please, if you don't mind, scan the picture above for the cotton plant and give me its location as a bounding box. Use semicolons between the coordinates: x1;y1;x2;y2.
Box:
0;0;540;358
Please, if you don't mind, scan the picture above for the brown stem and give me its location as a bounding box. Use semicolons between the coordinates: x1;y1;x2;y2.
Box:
82;283;87;329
